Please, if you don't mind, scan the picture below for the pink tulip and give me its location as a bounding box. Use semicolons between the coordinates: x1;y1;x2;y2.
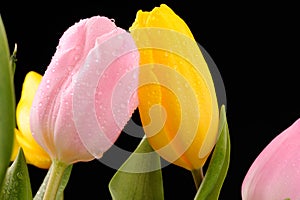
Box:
30;16;139;165
242;119;300;200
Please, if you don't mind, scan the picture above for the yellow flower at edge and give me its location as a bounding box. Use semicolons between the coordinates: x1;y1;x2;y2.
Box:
11;71;51;169
130;4;219;170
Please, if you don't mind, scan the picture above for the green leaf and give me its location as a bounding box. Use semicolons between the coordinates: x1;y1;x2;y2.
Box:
109;138;164;200
195;105;230;200
0;148;32;200
33;163;73;200
0;15;15;187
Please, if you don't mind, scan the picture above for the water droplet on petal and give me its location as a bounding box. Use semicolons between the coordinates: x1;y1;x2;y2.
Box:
132;73;137;80
95;153;103;160
74;54;80;61
67;65;73;71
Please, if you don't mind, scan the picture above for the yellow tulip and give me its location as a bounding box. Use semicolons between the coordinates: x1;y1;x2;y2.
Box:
11;71;51;169
130;4;219;170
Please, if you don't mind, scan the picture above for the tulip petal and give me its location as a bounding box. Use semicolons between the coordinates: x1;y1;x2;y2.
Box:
73;30;139;158
242;119;300;200
130;4;194;39
10;129;20;161
15;128;51;169
16;71;51;169
17;71;42;144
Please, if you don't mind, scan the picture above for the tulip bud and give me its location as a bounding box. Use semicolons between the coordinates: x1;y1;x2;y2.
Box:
30;16;139;165
242;119;300;200
129;4;219;170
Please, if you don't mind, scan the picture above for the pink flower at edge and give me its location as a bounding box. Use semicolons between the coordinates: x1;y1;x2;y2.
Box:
30;16;139;165
242;119;300;200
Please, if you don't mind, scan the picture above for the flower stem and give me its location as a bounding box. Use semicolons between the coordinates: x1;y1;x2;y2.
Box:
191;168;204;190
43;160;68;200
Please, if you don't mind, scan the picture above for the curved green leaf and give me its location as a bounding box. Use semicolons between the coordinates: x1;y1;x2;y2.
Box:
33;163;73;200
195;105;230;200
0;15;15;187
0;148;32;200
109;138;164;200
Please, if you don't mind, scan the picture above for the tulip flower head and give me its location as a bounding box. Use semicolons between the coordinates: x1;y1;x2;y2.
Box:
30;16;139;165
130;4;219;170
242;119;300;200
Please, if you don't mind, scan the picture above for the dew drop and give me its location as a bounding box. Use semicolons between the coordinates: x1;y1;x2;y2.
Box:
17;172;23;179
110;18;115;23
74;54;80;61
67;65;73;71
54;58;59;65
95;153;103;160
132;73;137;80
39;102;42;107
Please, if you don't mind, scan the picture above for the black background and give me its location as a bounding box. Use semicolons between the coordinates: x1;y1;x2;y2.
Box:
1;1;299;199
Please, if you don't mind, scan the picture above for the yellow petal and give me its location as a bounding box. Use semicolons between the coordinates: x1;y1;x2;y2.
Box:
15;128;51;169
10;128;21;161
17;71;42;139
130;4;219;170
15;71;51;169
130;4;194;39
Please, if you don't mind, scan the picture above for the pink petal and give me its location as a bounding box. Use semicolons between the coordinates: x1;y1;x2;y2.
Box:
242;119;300;200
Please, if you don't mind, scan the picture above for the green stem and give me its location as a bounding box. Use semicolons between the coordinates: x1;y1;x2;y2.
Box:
191;168;204;190
43;160;68;200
